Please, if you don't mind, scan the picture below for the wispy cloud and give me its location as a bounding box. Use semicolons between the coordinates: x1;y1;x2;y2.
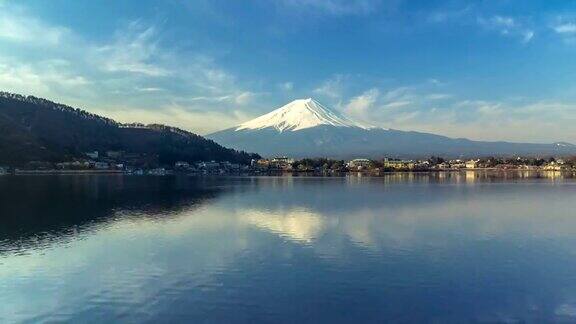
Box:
279;82;294;91
477;15;534;43
95;22;170;77
382;100;411;109
426;93;453;100
92;104;253;138
0;3;260;134
551;21;576;44
313;74;346;99
278;0;382;16
0;58;92;103
136;87;164;92
345;88;379;118
340;84;576;143
0;8;69;45
553;23;576;34
343;86;419;123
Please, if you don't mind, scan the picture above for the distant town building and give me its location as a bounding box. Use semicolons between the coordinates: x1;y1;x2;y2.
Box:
254;159;271;170
106;151;124;159
94;162;109;170
175;161;190;169
85;151;99;159
383;159;415;170
449;160;466;169
543;161;568;171
465;160;478;169
56;161;90;169
271;156;294;164
270;157;294;170
347;158;372;170
148;168;167;175
197;161;220;170
436;162;450;170
221;161;241;171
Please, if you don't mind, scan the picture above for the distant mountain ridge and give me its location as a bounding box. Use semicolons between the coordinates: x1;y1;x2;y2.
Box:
0;92;260;166
208;98;576;158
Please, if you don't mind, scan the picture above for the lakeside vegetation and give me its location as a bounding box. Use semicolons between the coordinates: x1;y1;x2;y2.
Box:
283;156;576;173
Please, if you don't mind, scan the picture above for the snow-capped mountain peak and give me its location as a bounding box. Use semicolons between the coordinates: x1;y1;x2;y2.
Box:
236;98;368;132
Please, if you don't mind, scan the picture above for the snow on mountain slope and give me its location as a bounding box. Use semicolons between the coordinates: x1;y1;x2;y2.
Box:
236;98;369;132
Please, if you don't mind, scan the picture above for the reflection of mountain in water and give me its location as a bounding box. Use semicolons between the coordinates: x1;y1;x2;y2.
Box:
240;208;330;242
3;175;576;322
231;175;576;251
0;176;227;248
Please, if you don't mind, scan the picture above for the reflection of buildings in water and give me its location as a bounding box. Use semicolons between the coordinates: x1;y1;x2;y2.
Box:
465;171;476;183
438;171;447;180
541;171;564;180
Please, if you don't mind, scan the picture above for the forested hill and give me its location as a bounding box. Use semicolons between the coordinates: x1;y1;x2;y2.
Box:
0;92;260;166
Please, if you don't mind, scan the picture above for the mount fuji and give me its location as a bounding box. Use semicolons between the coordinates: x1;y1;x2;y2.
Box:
208;98;576;158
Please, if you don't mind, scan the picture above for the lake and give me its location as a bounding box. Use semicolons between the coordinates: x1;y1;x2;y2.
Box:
1;173;576;323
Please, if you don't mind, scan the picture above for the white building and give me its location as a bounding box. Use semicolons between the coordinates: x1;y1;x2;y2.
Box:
347;159;372;170
85;151;99;159
543;161;568;171
175;161;190;169
197;161;221;170
271;156;294;164
383;160;416;170
94;162;109;170
449;160;466;169
465;160;478;169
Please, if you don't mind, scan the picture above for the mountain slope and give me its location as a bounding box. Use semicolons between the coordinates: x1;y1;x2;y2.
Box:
0;92;259;166
208;98;576;158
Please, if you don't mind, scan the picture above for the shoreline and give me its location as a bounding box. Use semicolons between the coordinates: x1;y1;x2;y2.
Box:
2;168;574;177
13;170;125;175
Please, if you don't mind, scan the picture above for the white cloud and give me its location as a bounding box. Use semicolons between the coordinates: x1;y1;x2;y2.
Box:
477;15;535;43
189;95;233;102
427;6;472;24
0;4;260;134
186;91;256;106
345;88;379;117
554;23;576;34
313;74;345;99
552;22;576;44
382;101;411;108
522;30;535;43
391;99;576;143
343;86;421;122
0;59;90;100
95;22;170;77
0;9;69;45
426;93;452;100
93;104;252;135
427;78;447;86
234;91;256;105
278;0;381;16
136;87;164;92
333;82;576;143
382;87;413;101
279;82;294;91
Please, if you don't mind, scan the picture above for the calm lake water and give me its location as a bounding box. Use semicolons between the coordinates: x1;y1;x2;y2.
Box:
2;173;576;323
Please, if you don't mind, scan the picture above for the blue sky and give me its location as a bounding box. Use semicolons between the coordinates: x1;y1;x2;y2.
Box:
1;0;576;142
